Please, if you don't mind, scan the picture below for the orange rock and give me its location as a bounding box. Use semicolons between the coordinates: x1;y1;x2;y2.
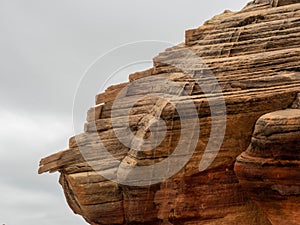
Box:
39;1;300;224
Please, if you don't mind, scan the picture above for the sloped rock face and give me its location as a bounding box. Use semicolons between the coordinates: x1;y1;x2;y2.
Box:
39;1;300;224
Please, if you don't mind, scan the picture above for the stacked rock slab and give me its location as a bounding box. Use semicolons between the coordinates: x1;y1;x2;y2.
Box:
39;0;300;224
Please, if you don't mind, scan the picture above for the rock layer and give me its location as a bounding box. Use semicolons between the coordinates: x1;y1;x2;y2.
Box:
234;109;300;225
39;1;300;224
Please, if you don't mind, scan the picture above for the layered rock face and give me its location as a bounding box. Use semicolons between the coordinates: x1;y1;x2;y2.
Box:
235;108;300;225
39;0;300;224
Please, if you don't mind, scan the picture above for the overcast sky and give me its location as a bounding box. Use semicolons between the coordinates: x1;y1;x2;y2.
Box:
0;1;250;224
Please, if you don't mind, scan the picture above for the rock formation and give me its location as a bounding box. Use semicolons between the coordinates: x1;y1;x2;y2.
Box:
39;0;300;224
235;109;300;225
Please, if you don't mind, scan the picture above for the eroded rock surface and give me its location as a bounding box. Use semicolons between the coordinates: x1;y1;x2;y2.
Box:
235;109;300;225
39;1;300;224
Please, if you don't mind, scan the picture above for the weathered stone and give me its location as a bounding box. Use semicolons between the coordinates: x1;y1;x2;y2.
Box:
39;1;300;224
292;93;300;109
235;109;300;225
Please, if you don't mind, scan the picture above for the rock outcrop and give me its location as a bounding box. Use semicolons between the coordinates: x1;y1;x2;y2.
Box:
235;108;300;225
39;0;300;224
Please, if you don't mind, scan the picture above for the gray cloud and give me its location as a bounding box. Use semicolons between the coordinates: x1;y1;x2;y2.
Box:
0;0;249;224
0;109;87;224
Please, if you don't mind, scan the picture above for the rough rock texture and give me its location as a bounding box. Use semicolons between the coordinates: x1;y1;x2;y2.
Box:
235;109;300;225
39;0;300;224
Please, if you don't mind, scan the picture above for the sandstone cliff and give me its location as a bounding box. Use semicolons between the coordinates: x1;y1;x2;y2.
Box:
39;0;300;224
